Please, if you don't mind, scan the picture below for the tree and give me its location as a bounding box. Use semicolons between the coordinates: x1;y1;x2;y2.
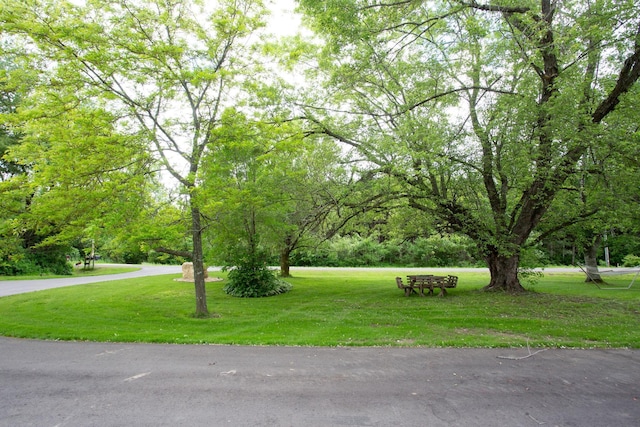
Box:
538;102;640;280
241;32;399;277
199;108;298;296
123;190;194;264
298;0;640;292
0;46;33;274
273;134;398;277
1;0;268;315
1;39;97;275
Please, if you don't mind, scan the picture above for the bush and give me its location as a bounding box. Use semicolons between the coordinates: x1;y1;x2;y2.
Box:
0;256;36;276
622;254;640;267
224;261;292;298
34;247;73;275
0;245;72;276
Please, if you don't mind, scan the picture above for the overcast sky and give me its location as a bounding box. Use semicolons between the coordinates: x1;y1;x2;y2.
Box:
266;0;303;36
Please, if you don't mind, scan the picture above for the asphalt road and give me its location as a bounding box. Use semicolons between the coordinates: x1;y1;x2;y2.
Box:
1;338;638;426
0;264;188;297
1;265;638;426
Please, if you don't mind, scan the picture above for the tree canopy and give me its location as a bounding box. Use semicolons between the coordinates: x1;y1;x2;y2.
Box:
1;0;639;298
1;0;270;314
297;0;640;291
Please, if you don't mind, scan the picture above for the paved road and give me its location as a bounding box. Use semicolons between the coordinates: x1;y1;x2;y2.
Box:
1;338;638;426
0;264;185;297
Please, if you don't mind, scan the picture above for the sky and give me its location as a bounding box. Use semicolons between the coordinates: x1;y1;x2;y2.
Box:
265;0;304;36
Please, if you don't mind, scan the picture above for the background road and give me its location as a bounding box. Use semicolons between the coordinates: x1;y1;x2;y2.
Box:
0;264;184;297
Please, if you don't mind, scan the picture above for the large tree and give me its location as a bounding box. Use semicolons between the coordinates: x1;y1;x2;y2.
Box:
1;0;268;315
298;0;640;291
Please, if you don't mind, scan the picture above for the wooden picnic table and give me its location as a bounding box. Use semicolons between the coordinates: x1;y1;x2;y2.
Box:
403;274;458;297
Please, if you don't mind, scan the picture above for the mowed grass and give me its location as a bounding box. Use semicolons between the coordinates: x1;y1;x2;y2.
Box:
0;264;140;280
0;268;638;348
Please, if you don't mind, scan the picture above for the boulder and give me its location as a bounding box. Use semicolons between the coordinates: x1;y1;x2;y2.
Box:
181;262;209;280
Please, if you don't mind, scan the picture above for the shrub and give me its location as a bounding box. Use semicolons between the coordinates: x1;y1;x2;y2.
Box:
224;261;292;298
0;245;72;276
622;254;640;267
31;245;73;275
0;256;35;276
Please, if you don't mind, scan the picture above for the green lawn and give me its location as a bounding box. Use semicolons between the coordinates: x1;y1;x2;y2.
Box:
0;268;638;348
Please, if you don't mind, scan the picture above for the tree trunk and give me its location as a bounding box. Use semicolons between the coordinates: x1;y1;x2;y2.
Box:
483;250;526;293
190;205;209;317
583;235;603;283
280;247;291;278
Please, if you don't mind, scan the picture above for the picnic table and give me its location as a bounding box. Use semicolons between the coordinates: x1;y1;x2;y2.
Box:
396;274;458;297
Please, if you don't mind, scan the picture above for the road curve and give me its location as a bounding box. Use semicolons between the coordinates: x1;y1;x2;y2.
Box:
0;264;185;298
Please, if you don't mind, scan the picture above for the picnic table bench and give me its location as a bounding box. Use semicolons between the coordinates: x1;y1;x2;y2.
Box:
396;274;458;297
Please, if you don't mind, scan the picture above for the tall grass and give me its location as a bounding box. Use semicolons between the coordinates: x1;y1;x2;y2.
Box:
0;269;637;348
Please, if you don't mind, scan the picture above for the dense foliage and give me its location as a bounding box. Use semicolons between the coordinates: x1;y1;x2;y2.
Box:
297;0;640;291
1;1;639;301
0;245;72;276
291;235;482;268
224;261;292;298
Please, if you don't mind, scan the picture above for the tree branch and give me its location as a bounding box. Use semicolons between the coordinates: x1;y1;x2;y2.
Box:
457;0;530;14
154;246;192;259
532;209;599;244
358;1;413;11
592;20;640;124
